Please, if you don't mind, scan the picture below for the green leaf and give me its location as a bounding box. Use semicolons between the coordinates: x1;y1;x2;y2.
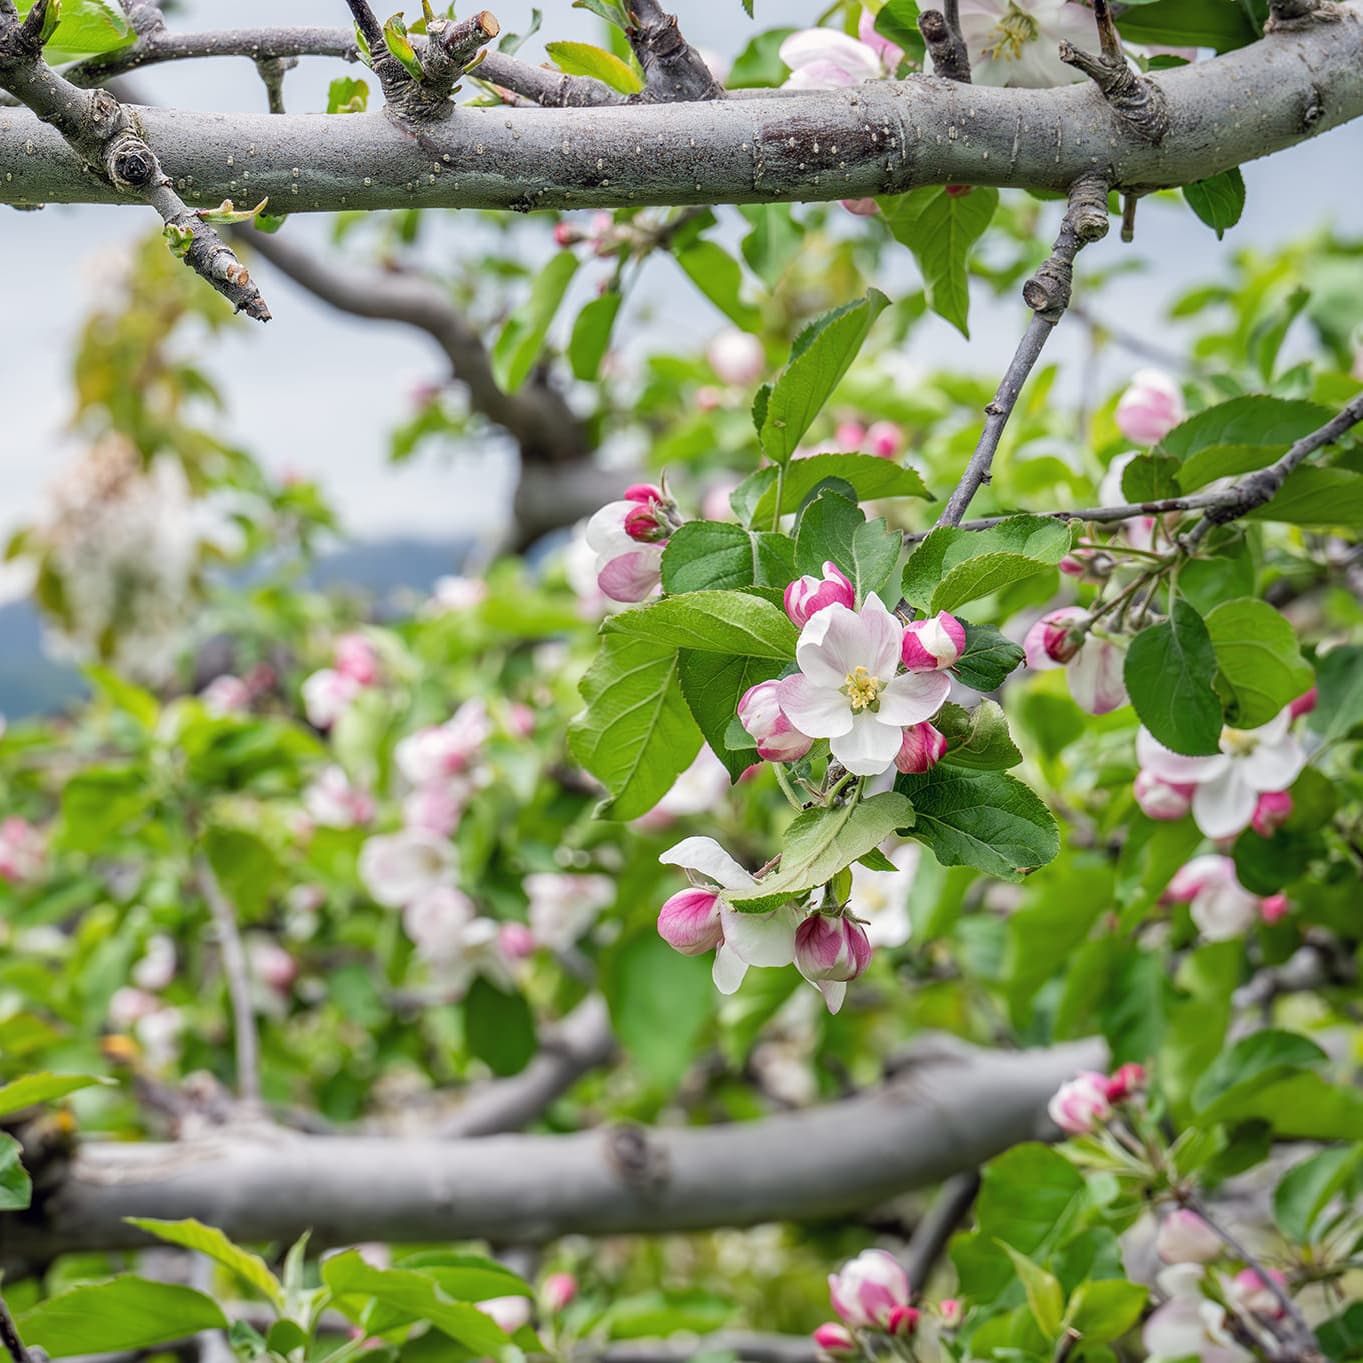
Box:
937;700;1022;770
203;826;283;920
568;292;622;381
18;1279;228;1358
660;521;794;594
605;590;797;659
900;515;1072;614
1157;395;1334;491
734;453;931;528
1191;1029;1327;1119
739;204;803;291
0;1132;31;1212
57;765;151;852
86;664;160;729
795;493;901;606
465;977;537;1077
544;40;642;92
1311;644;1363;743
491;251;579;393
322;1252;516;1358
951;621;1025;692
326;76;369;113
1183;167;1245;239
1205;598;1314;729
678;650;782;781
16;0;133;62
383;15;424;81
894;767;1059;882
1123;597;1222;756
874;0;926;66
1114;0;1257;51
1065;1279;1148;1344
998;1244;1064;1340
674;241;762;332
1272;1145;1363;1246
393;1250;532;1304
1120;453;1181;501
878;187;999;336
759;291;889;463
726;792;916;913
728;26;795;87
1245;466;1363;527
0;1072;111;1118
124;1218;284;1309
1319;1303;1363;1362
568;633;702;821
973;1142;1088;1257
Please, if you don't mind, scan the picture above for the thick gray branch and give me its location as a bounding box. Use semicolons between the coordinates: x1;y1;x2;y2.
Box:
2;1036;1102;1265
2;16;1359;211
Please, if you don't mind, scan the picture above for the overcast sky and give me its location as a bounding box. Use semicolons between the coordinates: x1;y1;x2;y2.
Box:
2;0;1360;564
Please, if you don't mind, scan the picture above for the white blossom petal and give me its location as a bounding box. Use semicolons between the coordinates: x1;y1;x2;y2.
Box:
1192;767;1259;840
777;674;854;738
712;943;749;994
720;903;801;967
830;710;903;777
659;836;755;889
875;670;951;726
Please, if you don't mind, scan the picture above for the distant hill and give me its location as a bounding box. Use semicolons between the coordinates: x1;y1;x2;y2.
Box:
0;535;474;719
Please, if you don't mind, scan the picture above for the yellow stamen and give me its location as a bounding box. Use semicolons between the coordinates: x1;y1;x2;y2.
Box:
982;3;1039;62
1221;726;1259;757
842;665;882;713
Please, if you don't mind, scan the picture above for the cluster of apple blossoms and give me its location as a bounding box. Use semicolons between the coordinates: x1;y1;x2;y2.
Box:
811;1248;963;1360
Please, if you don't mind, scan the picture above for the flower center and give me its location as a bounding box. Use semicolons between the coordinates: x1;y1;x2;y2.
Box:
1221;726;1259;757
842;665;882;712
982;3;1039;62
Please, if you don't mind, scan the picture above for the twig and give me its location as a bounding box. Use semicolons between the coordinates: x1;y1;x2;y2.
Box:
478;50;621;107
1059;0;1168;142
0;1294;33;1363
196;857;262;1107
0;3;270;319
903;1171;980;1287
342;0;383;51
933;175;1109;528
625;0;722;102
254;55;295;115
918;8;971;83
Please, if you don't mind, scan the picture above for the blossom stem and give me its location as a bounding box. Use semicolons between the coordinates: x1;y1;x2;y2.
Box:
772;761;809;811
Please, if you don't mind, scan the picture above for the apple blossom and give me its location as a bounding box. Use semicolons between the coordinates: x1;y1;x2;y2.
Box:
1115;368;1188;446
477;1296;532;1334
401;885;477;963
828;1248;912;1331
780;28;887;90
131;934;177;992
865;420;905;460
505;702;536;739
359;828;457;908
858;8;905;69
202;673;252;715
334;632;381;686
304;766;376;829
840;198;879;217
525;871;615;950
428;575;488;614
1260;893;1290;924
778;595;952;777
1136;708;1306;840
1047;1071;1113;1134
0;817;44;884
585;486;676;604
1023;608;1129;715
1156;1210;1223;1265
1134;769;1195;822
301;668;363;730
1143;1265;1249;1363
706;329;765;386
395;699;491;786
540;1273;577;1314
658;837;800;993
849;842;917;948
811;1322;856;1357
737;679;814;762
247;936;298;993
499;921;536;960
1229;1268;1289;1319
1104;1061;1147;1103
1163;855;1264;942
785;561;856;628
402;780;468;838
901;610;966;672
938;1298;963;1328
1251;790;1293;837
794;911;872;1014
894;721;948;774
956;0;1093;87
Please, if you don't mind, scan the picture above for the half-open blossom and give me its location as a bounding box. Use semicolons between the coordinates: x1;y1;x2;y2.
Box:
585;487;672;603
360;828;457;909
1156;1210;1222;1265
202;674;252;715
707;329;765;386
1143;1265;1248;1363
396;699;491;786
956;0;1093;87
301;668;362;730
738;680;814;762
812;1322;856;1357
304;766;376;829
794;912;872;1014
658;837;799;993
1164;855;1264;941
894;721;947;774
828;1249;912;1331
780;28;887;89
901;611;966;671
1229;1268;1288;1319
1024;607;1129;715
1251;790;1293;837
849;842;917;948
785;561;856;628
1134;770;1195;821
525;871;615;950
0;817;44;884
1137;709;1306;840
778;595;951;777
1115;368;1187;446
1047;1071;1113;1134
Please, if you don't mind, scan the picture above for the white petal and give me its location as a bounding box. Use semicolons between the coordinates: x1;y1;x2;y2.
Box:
1067;639;1128;715
584;502;635;558
859;594;904;680
779;28;883;81
876;670;950;726
720;903;800;967
1192;768;1258;840
1241;734;1306;793
777;674;853;738
830;712;903;777
660;836;755;889
1251;708;1292;744
712;943;748;994
796;603;865;689
815;979;847;1014
1137;728;1227;786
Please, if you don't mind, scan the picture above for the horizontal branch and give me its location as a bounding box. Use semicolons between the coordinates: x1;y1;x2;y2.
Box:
2;1036;1102;1266
2;15;1360;211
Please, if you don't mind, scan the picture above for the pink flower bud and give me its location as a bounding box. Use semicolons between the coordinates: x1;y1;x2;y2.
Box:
840;198;880;217
828;1250;911;1331
738;680;814;762
894;721;947;775
541;1272;578;1314
334;633;381;686
1134;770;1195;821
865;420;904;460
1059;554;1086;577
795;913;872;984
1104;1062;1146;1103
499;921;536;960
624;483;664;505
785;561;856;627
886;1306;920;1338
1156;1210;1222;1264
248;937;297;992
1260;893;1290;924
1024;609;1085;668
657;887;723;955
706;330;765;387
1047;1072;1113;1135
506;703;535;739
1230;1268;1288;1319
901;611;966;671
944;184;973;198
696;385;723;412
624;503;668;543
938;1299;963;1328
812;1323;856;1357
1288;685;1317;719
553;222;577;247
202;674;252;716
1251;790;1293;838
835;419;868;450
1115;368;1187;446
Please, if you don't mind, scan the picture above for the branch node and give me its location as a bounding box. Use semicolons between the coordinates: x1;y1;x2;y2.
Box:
625;0;723;103
1023;173;1109;319
1266;0;1343;28
1058;38;1169;143
918;9;972;83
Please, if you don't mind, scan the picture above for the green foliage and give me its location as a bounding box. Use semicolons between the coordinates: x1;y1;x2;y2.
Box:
19;1279;228;1358
1183;167;1246;239
1123;597;1222;755
544;40;642;92
901;515;1072;614
1158;394;1335;490
492;252;579;393
1205;597;1313;727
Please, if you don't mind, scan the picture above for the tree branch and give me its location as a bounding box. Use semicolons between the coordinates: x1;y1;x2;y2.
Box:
196;857;262;1107
0;1036;1103;1264
918;8;971;83
0;5;269;318
0;1294;33;1363
2;16;1360;211
625;0;723;103
902;1171;980;1288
